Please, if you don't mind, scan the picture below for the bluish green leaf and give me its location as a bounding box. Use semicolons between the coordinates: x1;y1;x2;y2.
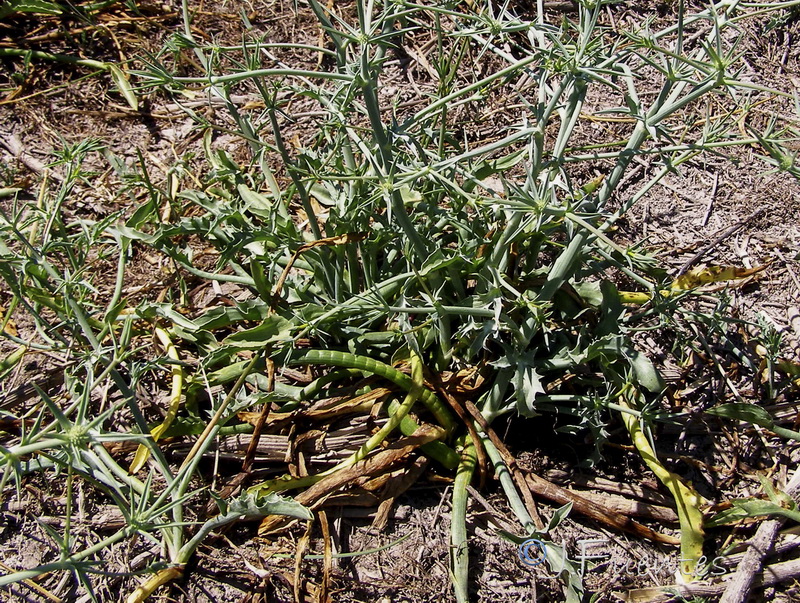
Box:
707;498;800;528
0;0;63;18
194;299;271;330
623;346;664;393
223;315;294;349
513;360;545;416
706;403;775;428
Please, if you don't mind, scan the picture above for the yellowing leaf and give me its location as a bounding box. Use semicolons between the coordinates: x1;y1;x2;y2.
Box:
0;306;18;337
670;265;766;291
130;328;183;473
617;394;707;582
619;264;769;305
580;174;605;196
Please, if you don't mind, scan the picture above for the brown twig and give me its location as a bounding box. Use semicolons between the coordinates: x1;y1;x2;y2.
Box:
258;427;442;535
460;397;545;530
465;484;522;533
428;375;488;488
562;489;679;523
241;358;275;473
294;519;313;603
0;135;63;181
548;471;673;507
524;472;680;545
271;233;366;312
318;509;332;603
677;208;766;275
372;456;428;531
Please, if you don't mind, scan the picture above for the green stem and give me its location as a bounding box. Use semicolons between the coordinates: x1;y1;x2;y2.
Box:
0;529;128;587
451;435;476;603
285;349;456;434
0;48;109;71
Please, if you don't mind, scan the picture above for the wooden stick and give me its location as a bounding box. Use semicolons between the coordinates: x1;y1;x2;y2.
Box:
241;357;276;472
258;428;441;535
524;472;679;545
719;468;800;603
564;489;678;523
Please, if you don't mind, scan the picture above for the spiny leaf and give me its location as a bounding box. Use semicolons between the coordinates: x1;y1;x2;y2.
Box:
513;360;546;416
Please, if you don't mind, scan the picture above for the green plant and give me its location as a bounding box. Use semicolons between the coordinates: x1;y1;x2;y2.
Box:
0;141;311;601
